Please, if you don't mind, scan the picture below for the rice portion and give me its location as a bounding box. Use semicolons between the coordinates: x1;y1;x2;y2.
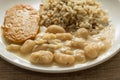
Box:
39;0;109;34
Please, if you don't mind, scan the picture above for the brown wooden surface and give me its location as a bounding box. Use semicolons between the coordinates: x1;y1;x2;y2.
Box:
0;52;120;80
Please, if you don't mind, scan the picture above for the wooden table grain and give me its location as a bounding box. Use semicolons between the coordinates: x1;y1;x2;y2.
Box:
0;52;120;80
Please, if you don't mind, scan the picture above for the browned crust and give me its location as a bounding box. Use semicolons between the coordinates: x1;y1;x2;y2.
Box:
2;4;40;43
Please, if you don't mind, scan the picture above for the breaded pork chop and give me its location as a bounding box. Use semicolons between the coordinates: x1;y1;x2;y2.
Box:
2;4;39;43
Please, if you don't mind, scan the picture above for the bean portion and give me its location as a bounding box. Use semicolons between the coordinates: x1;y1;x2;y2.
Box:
6;26;113;66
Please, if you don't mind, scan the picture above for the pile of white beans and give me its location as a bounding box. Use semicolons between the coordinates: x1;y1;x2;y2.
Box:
7;25;113;66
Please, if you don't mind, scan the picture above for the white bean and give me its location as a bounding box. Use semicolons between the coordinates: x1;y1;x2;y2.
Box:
54;53;75;65
32;44;61;52
42;33;56;40
74;50;86;63
75;28;89;38
71;38;86;49
84;43;99;59
7;44;21;52
29;51;53;64
56;33;72;41
20;40;36;54
32;44;49;52
46;25;66;33
35;39;47;45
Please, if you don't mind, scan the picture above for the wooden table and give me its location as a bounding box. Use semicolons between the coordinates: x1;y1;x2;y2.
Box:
0;52;120;80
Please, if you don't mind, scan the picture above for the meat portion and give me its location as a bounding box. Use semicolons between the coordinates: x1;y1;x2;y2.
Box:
2;4;40;43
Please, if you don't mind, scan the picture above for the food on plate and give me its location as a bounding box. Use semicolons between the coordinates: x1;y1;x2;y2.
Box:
2;0;114;66
2;4;39;43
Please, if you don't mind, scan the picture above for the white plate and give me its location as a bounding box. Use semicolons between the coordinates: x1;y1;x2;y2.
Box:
0;0;120;73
